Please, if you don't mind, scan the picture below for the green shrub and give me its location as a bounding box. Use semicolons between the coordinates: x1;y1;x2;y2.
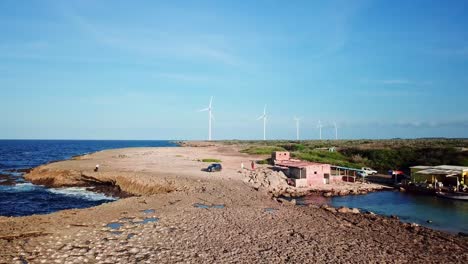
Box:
240;146;286;155
256;159;271;165
280;143;306;152
201;158;222;163
292;150;365;168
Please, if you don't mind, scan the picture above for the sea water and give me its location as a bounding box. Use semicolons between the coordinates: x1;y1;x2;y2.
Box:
0;140;178;216
298;191;468;234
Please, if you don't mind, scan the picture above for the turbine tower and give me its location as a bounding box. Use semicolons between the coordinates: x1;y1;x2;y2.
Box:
294;116;302;140
199;96;214;141
333;122;338;140
257;105;267;140
318;120;323;140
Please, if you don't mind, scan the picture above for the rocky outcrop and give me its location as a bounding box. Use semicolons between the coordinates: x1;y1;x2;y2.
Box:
337;206;360;214
25;167;178;197
25;166;84;187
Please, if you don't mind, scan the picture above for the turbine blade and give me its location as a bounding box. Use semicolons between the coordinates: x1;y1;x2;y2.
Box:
257;115;265;120
198;108;209;112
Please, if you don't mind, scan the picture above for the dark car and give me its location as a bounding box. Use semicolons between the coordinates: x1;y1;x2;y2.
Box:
207;163;222;172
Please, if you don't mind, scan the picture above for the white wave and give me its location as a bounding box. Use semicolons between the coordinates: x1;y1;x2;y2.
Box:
0;183;35;192
48;187;116;201
12;183;38;191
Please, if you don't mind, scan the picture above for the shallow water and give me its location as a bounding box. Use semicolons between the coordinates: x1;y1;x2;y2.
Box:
298;191;468;234
134;217;159;224
0;140;178;216
193;203;225;209
264;208;278;213
106;222;123;230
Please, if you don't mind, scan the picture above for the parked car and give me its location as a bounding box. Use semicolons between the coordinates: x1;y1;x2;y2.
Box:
361;167;378;175
389;170;409;182
390;170;405;176
207;163;222;172
357;170;368;177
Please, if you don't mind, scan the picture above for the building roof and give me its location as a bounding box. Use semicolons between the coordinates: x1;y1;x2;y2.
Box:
275;160;326;169
410;165;432;169
411;165;468;176
434;165;468;171
415;168;460;176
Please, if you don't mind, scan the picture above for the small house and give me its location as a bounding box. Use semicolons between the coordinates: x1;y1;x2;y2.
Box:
272;151;290;161
275;159;334;187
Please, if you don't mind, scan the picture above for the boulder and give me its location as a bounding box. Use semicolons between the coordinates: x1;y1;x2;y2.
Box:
337;206;351;213
339;190;349;196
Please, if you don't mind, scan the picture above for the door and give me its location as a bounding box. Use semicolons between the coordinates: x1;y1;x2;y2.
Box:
324;173;330;184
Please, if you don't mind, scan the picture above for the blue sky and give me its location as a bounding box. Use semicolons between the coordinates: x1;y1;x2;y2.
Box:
1;0;467;140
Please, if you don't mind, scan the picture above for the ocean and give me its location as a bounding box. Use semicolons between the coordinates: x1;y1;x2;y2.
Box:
0;140;178;217
298;191;468;234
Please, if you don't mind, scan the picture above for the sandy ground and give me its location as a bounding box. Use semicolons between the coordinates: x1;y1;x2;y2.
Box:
0;143;467;263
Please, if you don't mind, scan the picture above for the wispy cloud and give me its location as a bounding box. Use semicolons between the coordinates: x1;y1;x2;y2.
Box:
305;0;372;59
427;45;468;58
394;120;468;128
153;72;220;83
379;79;411;85
355;89;422;97
361;78;433;86
65;12;245;67
356;120;468;128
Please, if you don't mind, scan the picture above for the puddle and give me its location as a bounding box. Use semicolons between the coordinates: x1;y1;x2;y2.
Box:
193;203;210;209
134;217;159;224
193;203;225;209
106;222;123;230
264;208;278;213
142;209;155;214
127;233;136;239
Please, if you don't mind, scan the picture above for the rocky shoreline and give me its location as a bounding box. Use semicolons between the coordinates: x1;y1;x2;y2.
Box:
242;166;391;199
1;144;467;263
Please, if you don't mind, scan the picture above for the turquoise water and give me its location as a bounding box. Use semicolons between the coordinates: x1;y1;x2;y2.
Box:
299;191;468;234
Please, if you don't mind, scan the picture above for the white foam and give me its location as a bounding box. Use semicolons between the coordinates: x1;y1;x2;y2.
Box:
48;187;116;201
12;182;38;191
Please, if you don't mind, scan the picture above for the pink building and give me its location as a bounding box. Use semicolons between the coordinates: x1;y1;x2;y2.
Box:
272;151;290;161
275;160;341;187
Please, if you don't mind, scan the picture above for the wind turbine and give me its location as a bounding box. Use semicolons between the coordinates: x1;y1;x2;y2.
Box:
294;116;302;140
257;105;267;140
318;120;323;140
333;121;338;140
199;96;214;141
